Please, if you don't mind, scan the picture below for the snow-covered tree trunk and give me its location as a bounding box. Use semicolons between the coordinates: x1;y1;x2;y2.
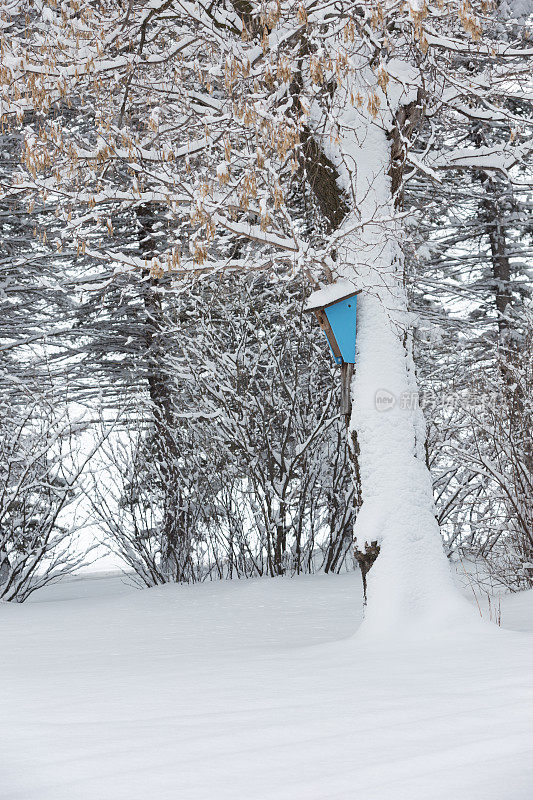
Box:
325;85;465;633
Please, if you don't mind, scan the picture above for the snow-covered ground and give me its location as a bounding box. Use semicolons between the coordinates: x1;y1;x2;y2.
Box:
1;572;533;799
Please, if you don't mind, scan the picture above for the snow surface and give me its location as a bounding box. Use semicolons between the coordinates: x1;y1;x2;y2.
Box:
1;572;533;800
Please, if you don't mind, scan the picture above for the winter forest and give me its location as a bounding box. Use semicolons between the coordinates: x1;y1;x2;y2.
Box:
0;1;532;798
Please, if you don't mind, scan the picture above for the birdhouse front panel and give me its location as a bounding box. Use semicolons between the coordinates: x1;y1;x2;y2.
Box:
324;295;357;364
305;283;360;366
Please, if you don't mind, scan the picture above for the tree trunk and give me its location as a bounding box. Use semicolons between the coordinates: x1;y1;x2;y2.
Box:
481;180;533;567
273;499;287;576
329;89;467;634
480;179;514;359
0;549;10;592
137;203;190;583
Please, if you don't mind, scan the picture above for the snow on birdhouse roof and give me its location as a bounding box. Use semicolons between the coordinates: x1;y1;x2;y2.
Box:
305;280;361;312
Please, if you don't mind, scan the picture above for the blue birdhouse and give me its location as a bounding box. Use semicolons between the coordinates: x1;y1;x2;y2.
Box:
305;283;360;365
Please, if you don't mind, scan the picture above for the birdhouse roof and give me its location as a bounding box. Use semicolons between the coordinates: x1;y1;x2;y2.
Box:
304;281;361;312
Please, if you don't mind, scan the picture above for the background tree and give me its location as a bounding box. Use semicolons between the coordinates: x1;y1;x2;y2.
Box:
404;2;533;587
89;273;356;584
0;386;110;601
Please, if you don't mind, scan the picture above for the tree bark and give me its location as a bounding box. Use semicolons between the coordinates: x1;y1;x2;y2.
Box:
136;203;190;582
0;550;10;592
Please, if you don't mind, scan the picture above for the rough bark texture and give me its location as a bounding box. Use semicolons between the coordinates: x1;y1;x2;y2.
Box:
388;89;425;206
354;540;380;603
298;125;351;232
0;550;10;589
